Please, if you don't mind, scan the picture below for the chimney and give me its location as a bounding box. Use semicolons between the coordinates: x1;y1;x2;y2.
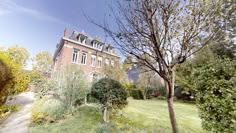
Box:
64;28;69;37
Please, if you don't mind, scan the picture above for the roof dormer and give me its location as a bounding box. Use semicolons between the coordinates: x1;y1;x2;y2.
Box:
104;44;114;54
77;33;88;44
91;39;104;50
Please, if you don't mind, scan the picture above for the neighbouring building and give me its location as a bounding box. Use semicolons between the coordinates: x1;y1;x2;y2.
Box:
53;29;120;81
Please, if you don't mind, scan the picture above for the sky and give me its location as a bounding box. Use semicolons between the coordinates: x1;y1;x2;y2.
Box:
0;0;118;69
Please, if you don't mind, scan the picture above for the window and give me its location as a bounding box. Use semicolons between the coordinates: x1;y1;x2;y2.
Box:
91;55;96;66
98;57;102;67
81;52;87;64
105;59;109;65
111;60;114;67
72;49;79;63
77;35;86;44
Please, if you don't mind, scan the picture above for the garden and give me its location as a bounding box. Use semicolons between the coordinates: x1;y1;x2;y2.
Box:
0;0;235;133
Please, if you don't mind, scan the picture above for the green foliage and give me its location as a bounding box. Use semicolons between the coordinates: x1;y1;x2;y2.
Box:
194;58;236;132
123;55;134;72
87;93;99;103
0;52;20;105
91;78;128;110
102;64;128;86
32;64;89;123
29;106;101;133
14;71;31;93
96;123;130;133
52;65;89;109
0;46;31;105
136;71;162;99
130;89;143;100
0;105;20;120
30;100;204;133
32;51;53;74
156;85;166;97
32;98;66;123
6;45;29;66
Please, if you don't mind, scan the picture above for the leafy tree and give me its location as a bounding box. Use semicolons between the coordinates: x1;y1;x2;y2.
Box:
194;58;236;132
123;55;134;72
0;52;19;105
32;51;53;74
136;71;162;99
89;0;220;132
176;46;216;95
102;63;128;86
6;45;29;66
208;0;236;59
91;78;128;123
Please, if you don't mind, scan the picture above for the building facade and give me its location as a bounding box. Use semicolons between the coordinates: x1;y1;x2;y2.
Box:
53;29;120;80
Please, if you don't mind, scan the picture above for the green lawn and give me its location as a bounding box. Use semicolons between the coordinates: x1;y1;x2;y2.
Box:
29;99;206;133
112;99;206;133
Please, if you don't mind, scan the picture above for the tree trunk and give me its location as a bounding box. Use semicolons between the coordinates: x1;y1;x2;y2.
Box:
103;106;108;123
84;94;87;105
164;70;179;133
143;89;147;100
167;95;179;133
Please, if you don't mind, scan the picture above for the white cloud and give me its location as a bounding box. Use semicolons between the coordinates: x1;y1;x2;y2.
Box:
0;0;71;26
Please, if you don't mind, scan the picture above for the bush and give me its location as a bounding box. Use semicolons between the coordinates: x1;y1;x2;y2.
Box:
0;52;20;105
31;65;90;123
52;65;89;109
42;98;66;119
0;105;19;120
87;93;99;103
14;71;31;93
174;86;194;101
91;78;128;123
31;98;66;124
194;58;236;132
130;89;144;100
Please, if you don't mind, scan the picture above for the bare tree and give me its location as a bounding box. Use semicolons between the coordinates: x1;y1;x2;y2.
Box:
88;0;220;132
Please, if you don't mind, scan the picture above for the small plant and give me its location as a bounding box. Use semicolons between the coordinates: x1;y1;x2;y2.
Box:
91;78;128;123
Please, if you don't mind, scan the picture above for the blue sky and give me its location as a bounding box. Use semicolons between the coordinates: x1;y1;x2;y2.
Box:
0;0;118;68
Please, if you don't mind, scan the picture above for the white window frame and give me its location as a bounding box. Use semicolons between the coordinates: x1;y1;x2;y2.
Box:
72;49;79;63
98;57;102;68
105;59;109;65
81;52;87;65
91;55;96;67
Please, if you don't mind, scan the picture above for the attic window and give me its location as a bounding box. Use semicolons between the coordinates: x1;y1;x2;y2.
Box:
92;41;103;50
77;35;87;44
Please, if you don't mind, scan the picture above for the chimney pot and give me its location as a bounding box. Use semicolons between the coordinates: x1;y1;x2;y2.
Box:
64;28;69;37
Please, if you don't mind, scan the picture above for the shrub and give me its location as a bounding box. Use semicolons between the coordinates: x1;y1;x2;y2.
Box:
52;65;89;109
87;93;99;103
14;71;31;93
130;89;144;100
91;78;128;123
174;86;194;101
42;98;66;119
32;64;89;123
31;98;47;124
0;105;19;119
0;52;20;105
194;58;236;132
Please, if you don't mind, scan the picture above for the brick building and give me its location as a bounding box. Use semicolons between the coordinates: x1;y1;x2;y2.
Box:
53;29;120;80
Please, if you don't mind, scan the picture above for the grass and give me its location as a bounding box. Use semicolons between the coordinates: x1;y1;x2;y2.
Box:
29;99;206;133
112;99;206;133
29;106;101;133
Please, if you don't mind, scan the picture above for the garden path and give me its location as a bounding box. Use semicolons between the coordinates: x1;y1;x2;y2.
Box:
0;91;35;133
